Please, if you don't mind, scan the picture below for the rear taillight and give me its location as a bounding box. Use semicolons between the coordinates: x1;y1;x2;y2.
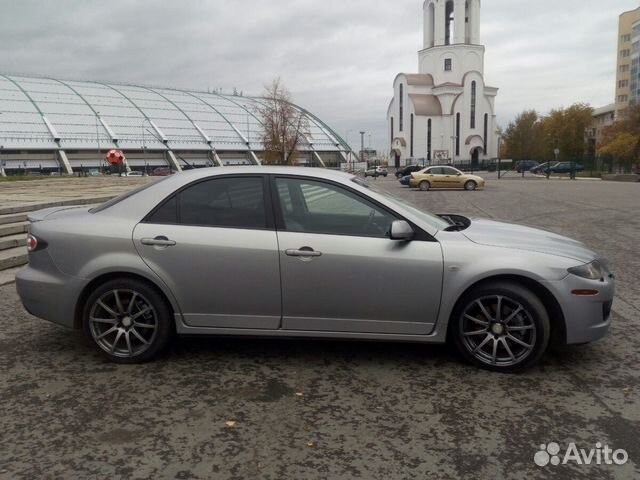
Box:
27;234;46;252
27;235;38;252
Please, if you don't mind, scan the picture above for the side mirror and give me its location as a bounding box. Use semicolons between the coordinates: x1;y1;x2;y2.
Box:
457;173;462;176
390;220;414;241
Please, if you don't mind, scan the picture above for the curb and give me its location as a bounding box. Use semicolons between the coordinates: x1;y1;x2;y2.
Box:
0;196;114;215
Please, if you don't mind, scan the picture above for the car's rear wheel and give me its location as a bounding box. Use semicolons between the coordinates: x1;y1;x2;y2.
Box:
419;180;431;191
451;282;550;372
464;180;477;191
82;278;173;363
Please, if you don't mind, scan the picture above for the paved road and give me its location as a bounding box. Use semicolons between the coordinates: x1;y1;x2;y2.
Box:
0;174;638;479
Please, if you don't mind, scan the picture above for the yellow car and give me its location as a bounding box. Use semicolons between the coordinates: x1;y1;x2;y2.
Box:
410;166;486;191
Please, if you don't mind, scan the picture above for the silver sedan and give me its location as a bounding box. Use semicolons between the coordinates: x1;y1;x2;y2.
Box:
16;167;615;372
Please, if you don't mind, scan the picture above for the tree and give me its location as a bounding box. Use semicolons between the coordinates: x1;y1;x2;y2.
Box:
599;133;637;171
539;103;593;162
256;78;310;165
502;110;543;161
598;105;640;173
503;104;594;164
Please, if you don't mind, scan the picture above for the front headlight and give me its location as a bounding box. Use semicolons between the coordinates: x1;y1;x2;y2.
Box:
568;260;609;280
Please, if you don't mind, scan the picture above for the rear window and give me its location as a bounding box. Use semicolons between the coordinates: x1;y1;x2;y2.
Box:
90;178;167;213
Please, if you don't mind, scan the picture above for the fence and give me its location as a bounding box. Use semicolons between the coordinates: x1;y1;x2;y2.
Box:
403;158;511;174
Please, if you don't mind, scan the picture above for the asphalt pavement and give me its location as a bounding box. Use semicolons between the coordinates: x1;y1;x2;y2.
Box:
0;174;638;479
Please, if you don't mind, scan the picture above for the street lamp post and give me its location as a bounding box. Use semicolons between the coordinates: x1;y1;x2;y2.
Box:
450;135;457;166
346;129;354;171
0;145;5;177
497;135;502;180
142;118;153;176
360;131;365;166
95;111;102;174
551;148;560;179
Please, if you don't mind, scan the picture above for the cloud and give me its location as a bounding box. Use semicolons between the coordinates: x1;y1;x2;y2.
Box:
0;0;635;154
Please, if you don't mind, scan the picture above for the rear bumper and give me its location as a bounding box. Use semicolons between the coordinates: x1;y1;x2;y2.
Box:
543;274;615;345
15;252;80;329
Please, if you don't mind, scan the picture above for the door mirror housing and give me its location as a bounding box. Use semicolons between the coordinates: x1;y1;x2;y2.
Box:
457;173;462;176
390;220;414;241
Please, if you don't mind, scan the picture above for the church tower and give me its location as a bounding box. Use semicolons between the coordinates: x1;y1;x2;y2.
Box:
387;0;498;169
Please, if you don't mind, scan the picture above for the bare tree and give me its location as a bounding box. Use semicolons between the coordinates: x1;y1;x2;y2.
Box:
256;78;309;165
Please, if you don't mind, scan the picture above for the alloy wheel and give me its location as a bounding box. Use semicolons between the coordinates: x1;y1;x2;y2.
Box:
459;295;537;367
88;289;158;358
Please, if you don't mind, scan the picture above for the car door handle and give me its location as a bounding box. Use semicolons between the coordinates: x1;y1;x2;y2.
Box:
285;248;322;258
141;236;176;247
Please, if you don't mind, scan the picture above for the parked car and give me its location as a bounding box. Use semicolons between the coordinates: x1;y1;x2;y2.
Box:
364;166;388;178
399;175;412;186
545;162;585;174
395;165;424;179
515;160;539;173
121;171;147;177
16;167;614;372
152;167;174;176
529;162;552;174
410;166;486;191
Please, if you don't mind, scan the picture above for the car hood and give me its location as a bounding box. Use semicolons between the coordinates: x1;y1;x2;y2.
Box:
461;218;597;263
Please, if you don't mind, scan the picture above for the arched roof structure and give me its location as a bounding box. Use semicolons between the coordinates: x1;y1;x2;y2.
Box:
0;74;349;155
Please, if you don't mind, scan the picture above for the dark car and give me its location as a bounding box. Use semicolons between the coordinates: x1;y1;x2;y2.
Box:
530;162;551;174
545;162;585;174
399;175;412;186
515;160;539;173
395;165;424;178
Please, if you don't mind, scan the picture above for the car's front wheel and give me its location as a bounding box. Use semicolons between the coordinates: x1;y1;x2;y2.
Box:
464;180;477;191
82;278;173;363
451;282;550;372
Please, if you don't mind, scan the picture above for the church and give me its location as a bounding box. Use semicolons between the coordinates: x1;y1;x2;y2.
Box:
387;0;498;169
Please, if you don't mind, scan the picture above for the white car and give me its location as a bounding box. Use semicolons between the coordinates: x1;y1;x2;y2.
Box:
364;166;388;178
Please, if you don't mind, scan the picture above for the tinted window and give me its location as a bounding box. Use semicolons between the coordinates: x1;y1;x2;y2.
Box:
179;177;266;229
276;178;396;238
147;195;178;224
429;167;444;175
442;168;459;175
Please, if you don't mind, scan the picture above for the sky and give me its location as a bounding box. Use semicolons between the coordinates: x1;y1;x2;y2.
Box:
0;0;637;154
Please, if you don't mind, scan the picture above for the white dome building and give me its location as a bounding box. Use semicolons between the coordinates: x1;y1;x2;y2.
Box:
387;0;498;169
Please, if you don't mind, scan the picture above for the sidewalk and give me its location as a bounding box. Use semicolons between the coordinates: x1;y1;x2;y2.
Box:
0;176;154;214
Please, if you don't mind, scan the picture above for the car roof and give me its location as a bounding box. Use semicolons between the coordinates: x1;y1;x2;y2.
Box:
165;166;354;183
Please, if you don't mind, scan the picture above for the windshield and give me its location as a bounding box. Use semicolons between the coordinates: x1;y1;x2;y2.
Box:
352;178;450;231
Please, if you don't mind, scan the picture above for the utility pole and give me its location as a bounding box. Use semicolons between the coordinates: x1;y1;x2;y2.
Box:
0;113;4;177
360;131;365;164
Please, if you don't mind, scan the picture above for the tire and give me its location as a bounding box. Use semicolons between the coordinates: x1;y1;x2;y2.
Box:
419;180;431;191
464;180;477;191
82;278;173;363
450;281;550;372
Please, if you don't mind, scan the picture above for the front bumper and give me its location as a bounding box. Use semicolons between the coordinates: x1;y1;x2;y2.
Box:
543;273;615;345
